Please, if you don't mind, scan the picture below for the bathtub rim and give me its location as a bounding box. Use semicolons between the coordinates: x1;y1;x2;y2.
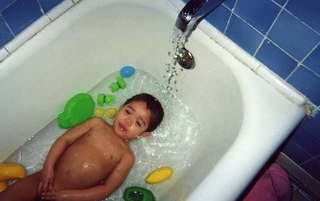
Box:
0;0;308;200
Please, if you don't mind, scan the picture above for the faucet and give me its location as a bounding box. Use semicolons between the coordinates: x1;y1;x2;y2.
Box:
175;0;225;39
174;0;225;70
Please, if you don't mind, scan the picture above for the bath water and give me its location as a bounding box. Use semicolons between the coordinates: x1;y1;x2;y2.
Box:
163;27;187;93
5;69;199;200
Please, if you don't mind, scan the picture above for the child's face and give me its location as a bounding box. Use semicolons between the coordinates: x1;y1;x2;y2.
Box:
113;101;151;141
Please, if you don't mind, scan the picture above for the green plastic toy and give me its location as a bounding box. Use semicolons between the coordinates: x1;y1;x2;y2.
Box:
109;82;120;92
105;95;115;104
97;93;106;106
58;93;95;128
116;77;126;89
123;186;156;201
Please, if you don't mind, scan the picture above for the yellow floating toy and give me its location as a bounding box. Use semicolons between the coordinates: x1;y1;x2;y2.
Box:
0;163;26;192
0;163;26;181
104;108;117;119
0;181;7;192
145;167;173;184
94;108;105;118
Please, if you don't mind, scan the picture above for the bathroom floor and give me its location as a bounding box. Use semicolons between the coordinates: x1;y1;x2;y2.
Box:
276;153;320;201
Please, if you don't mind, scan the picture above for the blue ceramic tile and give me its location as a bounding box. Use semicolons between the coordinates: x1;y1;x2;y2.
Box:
0;17;14;47
256;39;297;79
286;0;320;34
223;0;236;9
288;66;320;105
0;0;14;11
206;5;230;33
235;0;280;34
301;157;320;181
226;15;263;55
2;0;42;35
304;44;320;75
283;141;311;164
272;0;287;6
39;0;63;13
293;115;320;140
269;11;320;61
291;128;320;156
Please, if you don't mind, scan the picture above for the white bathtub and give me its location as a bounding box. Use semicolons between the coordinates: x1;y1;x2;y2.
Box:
0;0;306;200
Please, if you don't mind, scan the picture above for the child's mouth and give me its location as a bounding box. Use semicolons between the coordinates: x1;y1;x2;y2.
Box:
118;122;127;132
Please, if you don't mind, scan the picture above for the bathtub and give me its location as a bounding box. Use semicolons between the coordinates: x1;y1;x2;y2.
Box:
0;0;306;200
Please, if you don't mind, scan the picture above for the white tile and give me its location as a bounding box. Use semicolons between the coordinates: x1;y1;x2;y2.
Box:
5;15;51;53
46;0;74;20
0;48;9;62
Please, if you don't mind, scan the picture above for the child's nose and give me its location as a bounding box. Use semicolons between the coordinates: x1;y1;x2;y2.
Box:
124;116;134;127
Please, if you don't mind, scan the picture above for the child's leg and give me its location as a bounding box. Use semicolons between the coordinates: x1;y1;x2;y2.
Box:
0;172;41;201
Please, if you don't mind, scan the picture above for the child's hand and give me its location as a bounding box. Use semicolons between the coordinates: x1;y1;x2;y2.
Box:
41;190;69;201
38;166;55;193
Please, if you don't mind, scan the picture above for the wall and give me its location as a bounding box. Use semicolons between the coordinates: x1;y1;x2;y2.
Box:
0;0;319;182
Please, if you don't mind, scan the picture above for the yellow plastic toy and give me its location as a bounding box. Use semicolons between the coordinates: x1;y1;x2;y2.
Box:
145;167;173;184
0;181;7;192
104;108;117;119
94;108;105;118
0;163;26;192
94;108;117;119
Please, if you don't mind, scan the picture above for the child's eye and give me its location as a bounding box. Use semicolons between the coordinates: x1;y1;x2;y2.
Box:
125;109;131;114
136;121;142;127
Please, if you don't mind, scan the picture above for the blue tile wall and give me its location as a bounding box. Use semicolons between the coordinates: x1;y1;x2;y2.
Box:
0;0;320;183
0;0;63;48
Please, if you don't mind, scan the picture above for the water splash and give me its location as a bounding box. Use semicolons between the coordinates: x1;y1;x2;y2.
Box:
163;27;188;93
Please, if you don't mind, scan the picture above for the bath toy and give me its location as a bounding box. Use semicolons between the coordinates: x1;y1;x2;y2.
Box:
58;93;95;128
145;167;173;184
109;82;120;92
123;186;155;201
104;108;117;119
0;163;26;182
105;95;116;105
94;108;105;118
120;66;135;78
116;77;127;89
0;181;7;192
97;93;106;106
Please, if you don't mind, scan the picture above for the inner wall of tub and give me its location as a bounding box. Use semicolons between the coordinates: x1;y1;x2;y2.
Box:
5;69;200;200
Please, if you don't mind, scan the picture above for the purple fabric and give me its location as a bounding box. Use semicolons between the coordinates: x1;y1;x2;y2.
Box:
243;163;291;201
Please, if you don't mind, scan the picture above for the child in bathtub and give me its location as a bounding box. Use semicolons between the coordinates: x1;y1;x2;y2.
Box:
0;93;164;201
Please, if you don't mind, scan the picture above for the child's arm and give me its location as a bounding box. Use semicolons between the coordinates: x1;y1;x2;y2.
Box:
41;152;134;201
39;117;104;193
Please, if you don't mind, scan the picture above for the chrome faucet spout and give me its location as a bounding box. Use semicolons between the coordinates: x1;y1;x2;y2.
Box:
175;0;225;38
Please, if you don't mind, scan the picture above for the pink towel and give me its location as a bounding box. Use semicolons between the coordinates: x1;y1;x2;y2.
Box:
243;163;291;201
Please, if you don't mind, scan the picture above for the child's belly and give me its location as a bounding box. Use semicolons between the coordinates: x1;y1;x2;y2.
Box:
53;142;117;190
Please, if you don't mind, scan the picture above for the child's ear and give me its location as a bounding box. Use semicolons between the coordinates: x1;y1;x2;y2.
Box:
141;132;150;137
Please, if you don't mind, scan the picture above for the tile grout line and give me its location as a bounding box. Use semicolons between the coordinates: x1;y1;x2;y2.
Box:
271;0;320;36
0;0;17;13
285;41;320;81
285;64;300;81
220;0;320;81
253;0;288;57
222;0;237;34
0;14;15;37
283;8;320;37
300;154;320;166
36;0;46;15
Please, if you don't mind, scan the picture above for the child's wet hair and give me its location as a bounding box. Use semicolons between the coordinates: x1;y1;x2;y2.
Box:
124;93;164;132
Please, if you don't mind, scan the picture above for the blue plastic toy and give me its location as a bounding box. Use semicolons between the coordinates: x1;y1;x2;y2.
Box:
120;66;135;78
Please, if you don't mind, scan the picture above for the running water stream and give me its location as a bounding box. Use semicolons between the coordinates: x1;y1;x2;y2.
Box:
163;27;188;93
